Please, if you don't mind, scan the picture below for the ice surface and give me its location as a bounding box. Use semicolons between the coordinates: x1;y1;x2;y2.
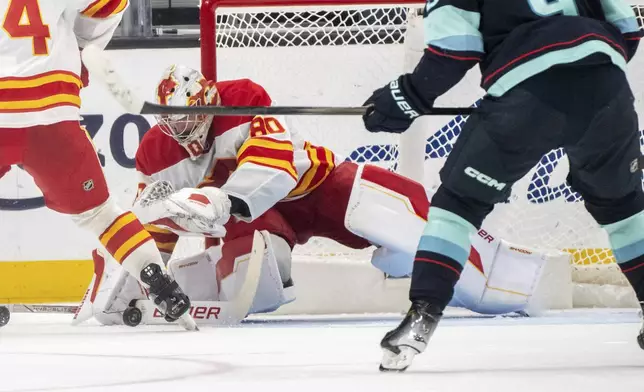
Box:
1;309;643;392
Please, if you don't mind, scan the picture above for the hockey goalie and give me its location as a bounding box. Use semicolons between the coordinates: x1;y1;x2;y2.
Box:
76;65;560;326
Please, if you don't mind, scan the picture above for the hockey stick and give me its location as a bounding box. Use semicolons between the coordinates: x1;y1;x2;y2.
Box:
138;102;474;117
81;45;474;117
2;304;79;314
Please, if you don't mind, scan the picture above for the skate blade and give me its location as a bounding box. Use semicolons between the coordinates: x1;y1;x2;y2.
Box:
379;346;417;372
178;313;199;331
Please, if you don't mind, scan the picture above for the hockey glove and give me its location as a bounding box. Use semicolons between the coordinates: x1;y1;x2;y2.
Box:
362;75;430;134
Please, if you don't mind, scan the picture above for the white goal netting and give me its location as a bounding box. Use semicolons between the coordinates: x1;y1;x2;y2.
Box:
202;0;644;307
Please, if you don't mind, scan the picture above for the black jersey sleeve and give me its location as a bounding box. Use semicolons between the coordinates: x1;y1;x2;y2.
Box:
404;0;482;109
597;0;643;60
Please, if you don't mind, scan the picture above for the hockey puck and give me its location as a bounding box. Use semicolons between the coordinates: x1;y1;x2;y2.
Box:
0;306;10;327
122;307;142;327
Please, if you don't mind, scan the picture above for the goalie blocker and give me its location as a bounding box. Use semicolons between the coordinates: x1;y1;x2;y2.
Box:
72;165;567;326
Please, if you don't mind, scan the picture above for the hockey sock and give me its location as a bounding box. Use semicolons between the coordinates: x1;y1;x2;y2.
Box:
603;211;644;302
73;199;163;276
410;207;476;310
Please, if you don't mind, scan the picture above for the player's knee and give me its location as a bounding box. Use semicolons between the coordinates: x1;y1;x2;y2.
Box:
70;197;115;234
431;186;494;229
584;190;644;226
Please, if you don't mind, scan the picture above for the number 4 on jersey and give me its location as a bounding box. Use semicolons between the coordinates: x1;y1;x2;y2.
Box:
2;0;50;56
527;0;579;17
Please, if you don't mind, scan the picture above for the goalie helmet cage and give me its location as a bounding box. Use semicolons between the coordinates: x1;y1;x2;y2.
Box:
199;0;644;310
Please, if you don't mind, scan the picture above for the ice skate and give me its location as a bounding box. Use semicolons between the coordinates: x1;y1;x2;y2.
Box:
379;300;442;372
140;263;197;330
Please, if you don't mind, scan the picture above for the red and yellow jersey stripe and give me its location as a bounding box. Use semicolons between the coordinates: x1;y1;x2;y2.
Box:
99;212;153;264
0;71;82;114
237;137;298;182
144;224;179;255
81;0;129;18
288;142;336;198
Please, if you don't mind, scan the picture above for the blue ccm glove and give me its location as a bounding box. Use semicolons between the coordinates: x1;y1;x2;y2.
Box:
362;75;431;134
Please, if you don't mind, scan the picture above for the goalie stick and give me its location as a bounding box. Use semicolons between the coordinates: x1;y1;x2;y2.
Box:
80;45;474;117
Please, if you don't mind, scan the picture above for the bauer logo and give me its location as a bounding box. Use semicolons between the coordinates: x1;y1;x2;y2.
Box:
153;306;220;320
389;80;420;120
0;114;150;211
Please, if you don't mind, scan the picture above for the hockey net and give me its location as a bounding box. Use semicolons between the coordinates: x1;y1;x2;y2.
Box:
201;0;644;308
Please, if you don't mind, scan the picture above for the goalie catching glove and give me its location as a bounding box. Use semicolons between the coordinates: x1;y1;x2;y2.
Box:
132;180;231;237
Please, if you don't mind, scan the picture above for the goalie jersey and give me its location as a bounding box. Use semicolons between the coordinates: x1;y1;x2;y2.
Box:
136;79;340;239
0;0;127;128
407;0;643;105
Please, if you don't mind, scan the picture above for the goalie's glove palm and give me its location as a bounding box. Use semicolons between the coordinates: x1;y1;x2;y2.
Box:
133;181;231;237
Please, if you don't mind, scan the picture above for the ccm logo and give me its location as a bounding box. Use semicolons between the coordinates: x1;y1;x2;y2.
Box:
464;167;506;191
153;306;221;320
390;80;420;119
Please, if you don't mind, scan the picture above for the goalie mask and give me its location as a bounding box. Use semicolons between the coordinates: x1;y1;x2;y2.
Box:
155;65;221;159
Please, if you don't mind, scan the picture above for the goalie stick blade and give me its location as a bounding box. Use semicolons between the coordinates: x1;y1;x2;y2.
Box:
229;229;266;322
140;102;475;117
81;45;144;114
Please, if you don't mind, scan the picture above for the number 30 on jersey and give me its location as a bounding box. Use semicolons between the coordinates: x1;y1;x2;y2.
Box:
527;0;579;17
2;0;50;56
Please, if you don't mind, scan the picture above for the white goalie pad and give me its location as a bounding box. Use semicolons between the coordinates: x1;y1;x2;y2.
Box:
72;249;148;326
218;233;294;314
132;180;230;237
450;231;552;315
77;233;294;326
345;164;429;277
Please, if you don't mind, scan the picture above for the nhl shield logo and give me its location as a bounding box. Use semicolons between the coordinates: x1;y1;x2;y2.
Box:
83;179;95;191
630;159;639;173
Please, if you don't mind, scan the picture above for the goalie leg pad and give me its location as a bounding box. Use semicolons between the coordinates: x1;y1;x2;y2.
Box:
218;234;294;314
73;249;148;326
167;247;221;301
451;235;547;314
345;164;429;276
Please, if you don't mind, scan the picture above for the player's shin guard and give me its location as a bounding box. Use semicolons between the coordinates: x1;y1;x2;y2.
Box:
602;211;644;349
410;207;475;309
